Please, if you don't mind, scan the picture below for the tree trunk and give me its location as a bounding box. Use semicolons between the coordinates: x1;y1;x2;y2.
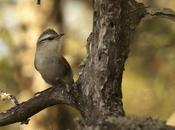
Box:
77;0;146;124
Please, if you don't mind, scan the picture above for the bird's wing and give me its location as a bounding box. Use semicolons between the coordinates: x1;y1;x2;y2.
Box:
58;56;74;84
58;56;72;74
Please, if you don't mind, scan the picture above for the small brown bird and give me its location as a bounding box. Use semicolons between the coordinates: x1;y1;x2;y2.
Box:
34;29;74;86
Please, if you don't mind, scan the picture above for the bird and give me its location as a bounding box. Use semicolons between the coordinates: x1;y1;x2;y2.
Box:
34;29;74;86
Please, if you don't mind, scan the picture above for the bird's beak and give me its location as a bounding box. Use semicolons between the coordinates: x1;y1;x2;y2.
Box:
55;33;64;40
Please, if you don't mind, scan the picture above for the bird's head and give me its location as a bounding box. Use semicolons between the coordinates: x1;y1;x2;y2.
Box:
37;29;64;46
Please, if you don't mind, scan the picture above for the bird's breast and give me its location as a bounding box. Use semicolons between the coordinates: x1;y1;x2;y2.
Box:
35;49;58;72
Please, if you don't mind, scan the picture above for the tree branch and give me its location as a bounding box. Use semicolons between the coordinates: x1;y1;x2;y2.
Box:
146;7;175;21
83;117;175;130
0;83;80;126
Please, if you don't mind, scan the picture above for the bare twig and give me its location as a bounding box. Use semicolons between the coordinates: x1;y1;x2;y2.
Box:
0;91;19;106
146;7;175;21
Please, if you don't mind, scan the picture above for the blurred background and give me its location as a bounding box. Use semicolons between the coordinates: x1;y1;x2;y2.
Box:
0;0;175;130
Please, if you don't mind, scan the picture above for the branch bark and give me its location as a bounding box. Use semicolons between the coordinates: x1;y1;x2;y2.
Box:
0;83;82;126
82;117;175;130
146;7;175;21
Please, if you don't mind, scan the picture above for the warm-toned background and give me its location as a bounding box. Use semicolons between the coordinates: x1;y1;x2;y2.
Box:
0;0;175;130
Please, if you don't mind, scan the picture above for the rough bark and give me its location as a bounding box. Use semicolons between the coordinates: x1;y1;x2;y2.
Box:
1;0;175;130
77;0;147;123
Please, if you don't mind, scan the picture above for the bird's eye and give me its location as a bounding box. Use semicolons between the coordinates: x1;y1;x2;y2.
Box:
47;36;54;40
38;35;57;44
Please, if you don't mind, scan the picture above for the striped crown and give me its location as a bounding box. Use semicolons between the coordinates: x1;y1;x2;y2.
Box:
37;29;58;43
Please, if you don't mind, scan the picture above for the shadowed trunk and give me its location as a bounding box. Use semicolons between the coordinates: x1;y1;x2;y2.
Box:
77;0;146;124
